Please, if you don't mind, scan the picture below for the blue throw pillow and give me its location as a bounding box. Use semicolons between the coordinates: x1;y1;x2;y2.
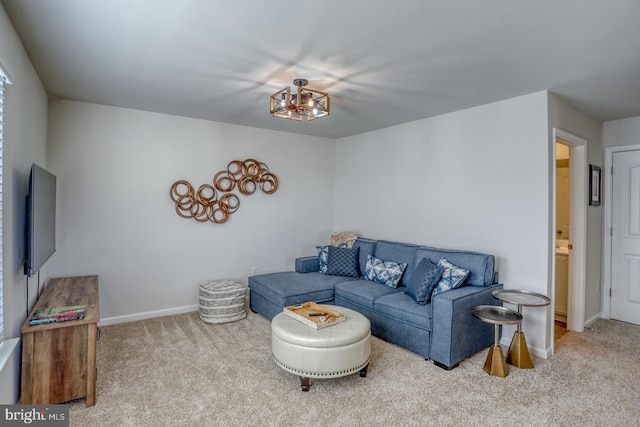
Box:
317;243;347;274
326;246;360;277
431;258;469;298
363;255;408;288
404;258;444;305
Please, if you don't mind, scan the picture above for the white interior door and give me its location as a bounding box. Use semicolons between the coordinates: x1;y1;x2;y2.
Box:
611;150;640;325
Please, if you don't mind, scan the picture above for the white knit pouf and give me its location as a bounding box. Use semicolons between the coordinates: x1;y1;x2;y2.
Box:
198;280;247;324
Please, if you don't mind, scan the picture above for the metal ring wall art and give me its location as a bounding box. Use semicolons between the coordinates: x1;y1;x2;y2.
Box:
170;159;278;224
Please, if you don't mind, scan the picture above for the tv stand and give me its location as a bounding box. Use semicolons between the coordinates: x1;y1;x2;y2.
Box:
20;275;99;407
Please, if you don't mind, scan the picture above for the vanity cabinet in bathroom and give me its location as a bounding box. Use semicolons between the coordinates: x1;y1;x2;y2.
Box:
555;253;568;321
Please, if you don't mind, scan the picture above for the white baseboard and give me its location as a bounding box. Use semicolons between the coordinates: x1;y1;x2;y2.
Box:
585;312;601;328
555;313;567;323
99;304;199;326
499;336;548;360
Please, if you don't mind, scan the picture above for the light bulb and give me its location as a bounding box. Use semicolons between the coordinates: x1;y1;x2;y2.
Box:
312;108;318;115
308;99;314;107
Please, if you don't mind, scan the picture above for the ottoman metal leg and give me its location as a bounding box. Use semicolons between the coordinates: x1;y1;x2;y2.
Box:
300;377;310;392
359;363;369;377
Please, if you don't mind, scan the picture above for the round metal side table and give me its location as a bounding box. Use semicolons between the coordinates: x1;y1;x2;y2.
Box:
472;305;522;377
491;289;551;369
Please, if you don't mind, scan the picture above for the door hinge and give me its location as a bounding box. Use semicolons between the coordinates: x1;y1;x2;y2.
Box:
609;288;612;297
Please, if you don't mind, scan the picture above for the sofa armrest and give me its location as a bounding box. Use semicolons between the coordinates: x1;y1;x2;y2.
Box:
430;284;503;369
295;256;320;273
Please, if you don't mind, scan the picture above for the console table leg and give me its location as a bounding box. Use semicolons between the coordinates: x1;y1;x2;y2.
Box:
86;324;98;406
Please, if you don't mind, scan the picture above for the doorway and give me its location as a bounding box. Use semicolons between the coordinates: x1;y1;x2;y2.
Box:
551;129;587;352
554;142;570;340
603;145;640;325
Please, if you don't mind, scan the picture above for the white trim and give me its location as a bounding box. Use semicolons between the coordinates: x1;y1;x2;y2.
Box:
0;338;19;375
602;144;640;320
98;304;199;326
499;337;548;359
551;128;587;348
584;312;601;328
0;338;20;403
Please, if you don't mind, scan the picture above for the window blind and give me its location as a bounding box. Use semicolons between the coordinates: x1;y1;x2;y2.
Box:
0;74;5;343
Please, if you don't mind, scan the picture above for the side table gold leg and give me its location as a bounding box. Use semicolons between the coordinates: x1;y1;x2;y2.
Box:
483;345;509;377
507;331;533;369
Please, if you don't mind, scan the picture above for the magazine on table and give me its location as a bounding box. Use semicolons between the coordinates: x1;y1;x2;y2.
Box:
29;304;86;325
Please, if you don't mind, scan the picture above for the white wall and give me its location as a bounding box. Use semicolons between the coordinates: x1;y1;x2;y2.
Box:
334;92;551;352
0;4;49;404
603;116;640;148
48;100;335;321
548;93;604;325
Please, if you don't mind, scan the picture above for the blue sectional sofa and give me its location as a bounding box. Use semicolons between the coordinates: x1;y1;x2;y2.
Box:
249;237;502;369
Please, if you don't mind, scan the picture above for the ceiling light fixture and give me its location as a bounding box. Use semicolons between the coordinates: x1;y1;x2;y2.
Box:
270;78;330;121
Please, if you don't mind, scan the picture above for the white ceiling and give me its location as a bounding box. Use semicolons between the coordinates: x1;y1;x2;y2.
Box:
3;0;640;139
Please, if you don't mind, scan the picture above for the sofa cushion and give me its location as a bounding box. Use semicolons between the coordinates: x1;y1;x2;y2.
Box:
249;272;344;306
404;258;444;305
326;246;360;277
373;240;419;286
432;258;469;298
352;238;376;276
363;255;408;288
416;246;495;286
334;279;402;310
317;243;347;274
374;292;432;331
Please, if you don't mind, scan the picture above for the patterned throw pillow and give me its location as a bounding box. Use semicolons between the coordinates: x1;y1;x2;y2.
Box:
431;258;469;298
326;246;360;277
404;258;444;305
363;255;408;288
317;243;347;274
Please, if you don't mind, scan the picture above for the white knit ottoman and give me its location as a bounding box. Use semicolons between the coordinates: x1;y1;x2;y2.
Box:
271;306;371;391
198;280;246;324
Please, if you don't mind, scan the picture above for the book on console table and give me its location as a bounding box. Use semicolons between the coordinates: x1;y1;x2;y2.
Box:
283;302;346;330
28;304;86;326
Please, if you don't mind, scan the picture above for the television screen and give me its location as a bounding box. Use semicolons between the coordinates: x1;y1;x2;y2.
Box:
25;163;57;277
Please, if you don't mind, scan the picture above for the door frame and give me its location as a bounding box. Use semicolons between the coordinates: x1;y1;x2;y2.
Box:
552;129;587;339
602;144;640;319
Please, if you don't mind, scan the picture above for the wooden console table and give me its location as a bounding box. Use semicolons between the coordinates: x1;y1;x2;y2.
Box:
20;275;99;407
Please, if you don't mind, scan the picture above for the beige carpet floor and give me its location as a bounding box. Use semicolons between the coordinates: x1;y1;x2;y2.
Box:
69;310;640;426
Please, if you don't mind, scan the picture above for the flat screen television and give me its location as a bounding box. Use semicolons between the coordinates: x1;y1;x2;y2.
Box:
25;163;57;277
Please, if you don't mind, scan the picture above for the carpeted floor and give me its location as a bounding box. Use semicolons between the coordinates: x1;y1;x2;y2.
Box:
68;310;640;426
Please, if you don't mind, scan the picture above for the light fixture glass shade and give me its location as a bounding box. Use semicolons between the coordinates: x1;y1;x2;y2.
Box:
270;80;330;121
